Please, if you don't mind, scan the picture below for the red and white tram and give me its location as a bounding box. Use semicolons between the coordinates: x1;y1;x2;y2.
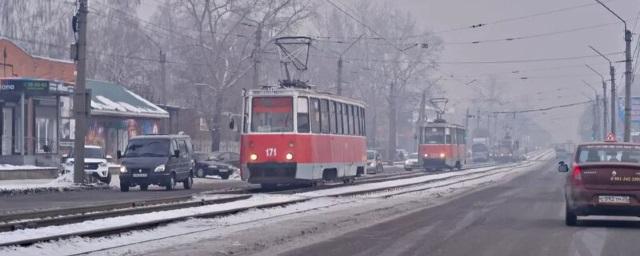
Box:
239;86;367;188
417;120;466;171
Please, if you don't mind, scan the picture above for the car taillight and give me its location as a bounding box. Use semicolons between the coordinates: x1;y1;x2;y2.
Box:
571;164;583;187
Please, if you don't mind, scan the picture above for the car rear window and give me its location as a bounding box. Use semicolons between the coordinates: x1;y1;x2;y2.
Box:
576;145;640;163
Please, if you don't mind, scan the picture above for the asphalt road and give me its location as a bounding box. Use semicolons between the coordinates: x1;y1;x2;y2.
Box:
282;161;640;256
0;167;406;215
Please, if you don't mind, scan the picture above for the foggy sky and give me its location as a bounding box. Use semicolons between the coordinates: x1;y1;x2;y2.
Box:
138;0;640;143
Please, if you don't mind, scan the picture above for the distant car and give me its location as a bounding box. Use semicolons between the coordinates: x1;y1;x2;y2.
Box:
404;153;420;171
471;143;490;163
61;145;112;184
559;141;640;226
366;150;384;174
118;134;194;192
193;152;238;179
395;148;409;161
211;151;240;168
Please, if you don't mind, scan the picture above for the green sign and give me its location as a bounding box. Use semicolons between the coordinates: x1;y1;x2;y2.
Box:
0;79;50;95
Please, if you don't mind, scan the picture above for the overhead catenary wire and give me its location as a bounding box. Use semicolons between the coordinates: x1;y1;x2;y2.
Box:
493;100;593;114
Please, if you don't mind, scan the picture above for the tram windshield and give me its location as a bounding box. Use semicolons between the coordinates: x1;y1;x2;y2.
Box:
421;127;445;144
251;97;294;133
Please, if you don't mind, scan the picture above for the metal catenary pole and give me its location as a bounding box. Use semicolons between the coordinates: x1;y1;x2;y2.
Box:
624;29;633;141
73;0;89;184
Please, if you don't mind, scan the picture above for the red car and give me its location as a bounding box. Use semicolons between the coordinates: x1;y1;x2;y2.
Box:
559;141;640;226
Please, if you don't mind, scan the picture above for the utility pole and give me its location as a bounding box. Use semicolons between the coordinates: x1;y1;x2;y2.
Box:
588;47;616;136
160;50;167;105
583;80;601;140
73;0;89;184
253;23;262;88
336;34;364;95
624;29;633;141
415;89;426;151
594;0;633;141
586;64;608;139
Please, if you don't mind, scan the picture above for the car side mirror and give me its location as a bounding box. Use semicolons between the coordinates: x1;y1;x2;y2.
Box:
229;119;235;130
557;161;569;173
174;150;181;158
106;155;113;161
116;150;122;159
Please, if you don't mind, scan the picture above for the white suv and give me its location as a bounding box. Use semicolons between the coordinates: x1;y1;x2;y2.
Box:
62;145;112;184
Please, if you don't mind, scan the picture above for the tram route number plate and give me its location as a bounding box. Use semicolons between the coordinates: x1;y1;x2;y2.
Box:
598;195;630;204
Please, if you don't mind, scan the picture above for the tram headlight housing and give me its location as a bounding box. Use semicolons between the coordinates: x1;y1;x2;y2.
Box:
250;153;258;161
285;153;294;160
120;165;127;173
439;153;446;158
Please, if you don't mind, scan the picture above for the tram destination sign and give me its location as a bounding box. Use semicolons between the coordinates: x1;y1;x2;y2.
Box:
0;79;50;95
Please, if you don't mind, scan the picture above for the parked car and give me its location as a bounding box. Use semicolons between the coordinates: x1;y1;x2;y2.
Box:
404;153;420;171
193;152;238;179
366;150;384;174
118;134;194;192
61;145;112;184
211;151;240;168
559;141;640;226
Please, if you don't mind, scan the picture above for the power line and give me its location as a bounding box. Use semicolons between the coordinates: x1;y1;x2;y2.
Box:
493;100;593;114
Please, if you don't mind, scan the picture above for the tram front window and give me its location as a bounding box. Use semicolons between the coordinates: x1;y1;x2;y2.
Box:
422;127;445;144
251;97;294;133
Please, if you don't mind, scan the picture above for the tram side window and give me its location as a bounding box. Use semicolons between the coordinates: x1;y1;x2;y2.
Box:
342;103;349;135
354;106;360;135
297;97;310;133
451;128;458;144
445;128;452;144
345;105;352;135
310;98;321;133
458;129;465;144
329;101;337;134
320;99;330;134
422;127;444;144
361;107;366;136
336;103;343;134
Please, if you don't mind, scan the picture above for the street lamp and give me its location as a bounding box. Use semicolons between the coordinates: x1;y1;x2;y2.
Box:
582;80;601;140
593;0;633;142
586;64;609;139
337;34;364;96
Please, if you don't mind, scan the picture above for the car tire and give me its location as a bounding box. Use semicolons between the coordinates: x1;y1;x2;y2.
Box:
140;184;149;191
196;168;205;178
219;173;230;180
165;175;176;191
120;181;129;192
565;203;578;226
183;175;193;189
100;173;112;184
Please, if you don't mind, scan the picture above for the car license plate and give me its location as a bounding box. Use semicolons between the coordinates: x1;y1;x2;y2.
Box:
132;173;147;178
218;169;228;173
598;195;630;204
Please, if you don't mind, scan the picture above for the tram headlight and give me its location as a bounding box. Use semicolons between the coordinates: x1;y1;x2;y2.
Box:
423;153;429;158
439;153;446;158
285;153;294;160
250;153;258;161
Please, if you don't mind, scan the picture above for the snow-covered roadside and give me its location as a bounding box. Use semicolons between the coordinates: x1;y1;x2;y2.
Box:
0;171;110;195
0;150;553;255
0;164;55;170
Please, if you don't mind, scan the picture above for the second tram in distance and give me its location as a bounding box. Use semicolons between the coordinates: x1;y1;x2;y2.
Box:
417;120;467;171
239;85;367;188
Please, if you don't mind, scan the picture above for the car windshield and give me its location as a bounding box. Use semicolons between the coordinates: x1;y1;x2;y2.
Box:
576;145;640;163
70;147;104;159
124;139;169;157
367;151;375;160
251;97;293;133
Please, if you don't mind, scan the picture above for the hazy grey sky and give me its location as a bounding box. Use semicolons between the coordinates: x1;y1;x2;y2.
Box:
138;0;640;143
373;0;639;142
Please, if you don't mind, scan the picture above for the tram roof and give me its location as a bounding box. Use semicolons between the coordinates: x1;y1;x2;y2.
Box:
418;121;465;129
246;86;366;107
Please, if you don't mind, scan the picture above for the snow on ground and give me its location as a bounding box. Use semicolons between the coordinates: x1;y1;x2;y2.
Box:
0;150;554;255
0;164;56;170
0;171;110;195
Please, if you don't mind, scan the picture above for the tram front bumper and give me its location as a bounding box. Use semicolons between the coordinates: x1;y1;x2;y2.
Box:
422;158;448;170
246;162;307;185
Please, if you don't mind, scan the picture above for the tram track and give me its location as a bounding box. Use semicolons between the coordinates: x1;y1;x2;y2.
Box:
0;152;552;248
